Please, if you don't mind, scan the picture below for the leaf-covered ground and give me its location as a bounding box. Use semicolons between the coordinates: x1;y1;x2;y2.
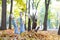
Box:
0;29;60;40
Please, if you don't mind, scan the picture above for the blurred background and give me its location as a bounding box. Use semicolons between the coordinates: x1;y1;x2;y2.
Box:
0;0;60;30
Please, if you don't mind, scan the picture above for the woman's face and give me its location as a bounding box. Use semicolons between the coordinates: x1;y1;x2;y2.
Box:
20;12;22;18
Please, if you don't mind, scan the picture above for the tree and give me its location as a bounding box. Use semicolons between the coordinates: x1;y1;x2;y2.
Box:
43;0;50;30
32;0;40;29
58;25;60;35
25;12;26;30
15;0;26;12
28;0;31;31
32;14;37;29
24;0;28;30
0;0;7;30
9;0;13;29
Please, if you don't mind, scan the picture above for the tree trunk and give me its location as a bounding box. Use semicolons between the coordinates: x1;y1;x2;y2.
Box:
0;0;7;30
43;0;50;30
28;18;31;31
58;25;60;35
32;19;37;29
9;0;13;29
32;14;37;29
32;0;40;30
25;12;26;30
28;0;31;31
